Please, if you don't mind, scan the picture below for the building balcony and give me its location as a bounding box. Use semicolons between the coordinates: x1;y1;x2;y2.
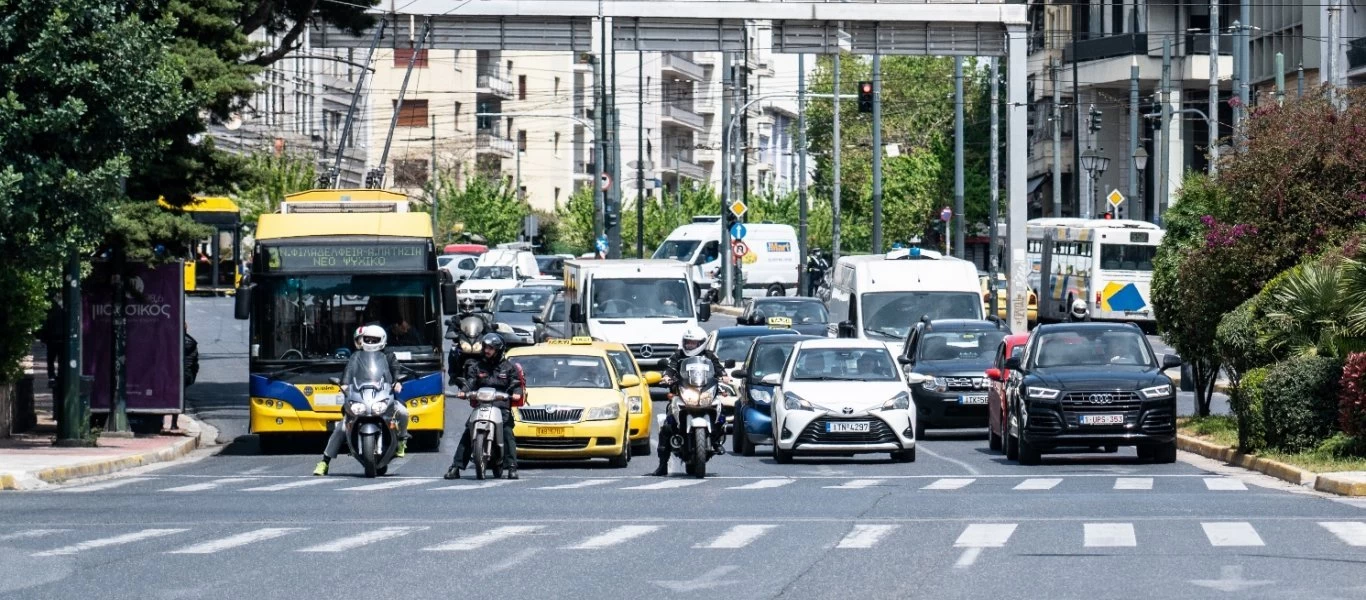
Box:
665;155;707;181
696;96;716;115
1064;33;1148;64
661;103;705;131
695;147;716;164
476;71;513;98
476;130;515;158
661;52;705;82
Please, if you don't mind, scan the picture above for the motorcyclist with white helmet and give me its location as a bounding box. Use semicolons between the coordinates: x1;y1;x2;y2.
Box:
313;325;411;476
648;326;727;476
1068;298;1090;322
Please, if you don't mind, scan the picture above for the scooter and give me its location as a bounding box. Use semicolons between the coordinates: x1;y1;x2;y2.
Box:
666;356;722;478
463;387;509;480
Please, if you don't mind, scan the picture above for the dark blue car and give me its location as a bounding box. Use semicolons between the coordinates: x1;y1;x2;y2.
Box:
736;297;831;337
729;333;821;456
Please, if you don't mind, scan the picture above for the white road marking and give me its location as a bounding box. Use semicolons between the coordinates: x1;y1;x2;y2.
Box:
56;478;153;493
923;478;975;490
1204;478;1248;491
0;529;69;542
697;525;777;549
726;479;794;490
621;479;708;491
167;527;304;554
1084;523;1137;547
337;479;428;492
955;524;1017;548
1319;522;1366;547
1014;478;1062;491
835;524;899;549
1201;522;1265;547
34;529;188;557
822;479;883;489
954;547;983;568
242;479;333;492
425;526;544;551
489;548;542;572
534;479;614;490
916;445;982;476
567;525;662;550
297;527;427;553
1114;478;1153;490
159;477;257;493
429;480;515;491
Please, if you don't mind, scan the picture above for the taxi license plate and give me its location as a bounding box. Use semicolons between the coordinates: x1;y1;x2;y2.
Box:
537;427;567;436
313;393;342;406
827;422;870;433
1080;414;1125;425
958;395;988;405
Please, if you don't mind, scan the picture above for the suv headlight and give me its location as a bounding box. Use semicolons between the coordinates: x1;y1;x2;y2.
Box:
627;395;644;414
749;388;773;405
586;402;620;421
1025;387;1061;400
882;391;911;411
1140;384;1173;399
922;377;948;393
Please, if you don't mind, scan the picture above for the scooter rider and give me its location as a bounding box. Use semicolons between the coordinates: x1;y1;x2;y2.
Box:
444;333;525;480
313;325;411;476
649;326;727;476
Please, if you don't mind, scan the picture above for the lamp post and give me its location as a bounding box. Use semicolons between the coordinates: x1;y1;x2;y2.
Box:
1132;147;1149;221
1080;148;1110;218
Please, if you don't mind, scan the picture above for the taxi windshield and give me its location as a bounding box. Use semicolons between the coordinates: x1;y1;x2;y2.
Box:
509;355;612;389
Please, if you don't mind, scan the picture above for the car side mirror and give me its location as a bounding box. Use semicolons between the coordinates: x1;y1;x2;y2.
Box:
724;358;736;369
697;300;712;322
533;315;545;325
643;371;663;385
1162;353;1183;370
440;282;460;314
897;355;912;365
619;374;641;388
328;377;342;386
457;276;467;284
233;285;253;320
985;368;1002;382
837;321;855;338
731;369;748;379
1005;356;1023;371
905;372;930;385
760;373;781;386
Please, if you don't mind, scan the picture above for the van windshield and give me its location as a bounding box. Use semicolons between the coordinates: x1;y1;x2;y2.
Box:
653;240;699;262
591;278;694;318
860;292;981;340
471;266;513;280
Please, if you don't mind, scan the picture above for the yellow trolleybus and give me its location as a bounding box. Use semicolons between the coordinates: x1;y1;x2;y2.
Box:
158;196;243;294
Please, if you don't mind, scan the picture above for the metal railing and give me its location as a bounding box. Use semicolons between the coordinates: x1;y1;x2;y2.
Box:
661;103;705;129
476;71;513;97
475;130;515;156
661;52;705;82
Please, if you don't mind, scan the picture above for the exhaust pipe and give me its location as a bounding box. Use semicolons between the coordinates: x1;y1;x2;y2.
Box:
669;435;685;449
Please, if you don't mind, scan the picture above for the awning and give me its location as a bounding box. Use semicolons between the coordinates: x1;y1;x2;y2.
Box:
1027;175;1047;194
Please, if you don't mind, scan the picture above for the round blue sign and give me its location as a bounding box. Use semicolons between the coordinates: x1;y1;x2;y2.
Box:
940;207;953;222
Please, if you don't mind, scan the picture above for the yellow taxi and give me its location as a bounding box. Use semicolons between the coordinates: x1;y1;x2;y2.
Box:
980;272;1037;323
505;337;660;465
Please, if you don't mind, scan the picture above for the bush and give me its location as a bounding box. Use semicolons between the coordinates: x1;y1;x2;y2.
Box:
1340;352;1366;438
1262;356;1343;452
1215;298;1275;383
1230;367;1270;452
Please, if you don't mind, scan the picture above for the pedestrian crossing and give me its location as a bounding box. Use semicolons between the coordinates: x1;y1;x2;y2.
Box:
6;520;1365;559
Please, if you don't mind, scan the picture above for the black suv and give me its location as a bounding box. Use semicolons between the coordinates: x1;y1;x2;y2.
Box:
1003;322;1182;465
899;318;1010;437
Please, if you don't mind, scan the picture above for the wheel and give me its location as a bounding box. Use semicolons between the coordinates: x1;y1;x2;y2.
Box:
258;434;287;455
492;463;504;479
1005;407;1019;461
772;443;794;464
1017;434;1041;466
766;283;785;297
891;448;916;463
376;465;388;476
416;432;443;452
732;411;750;456
691;427;708;478
1103;444;1119;454
608;426;631;468
915;420;926;440
473;431;488;480
632;440;651;458
988;425;1002;452
360;435;378;478
1136;444;1154;461
1152;441;1177;464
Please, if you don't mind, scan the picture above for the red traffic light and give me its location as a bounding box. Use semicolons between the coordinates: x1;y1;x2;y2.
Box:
861;82;873;93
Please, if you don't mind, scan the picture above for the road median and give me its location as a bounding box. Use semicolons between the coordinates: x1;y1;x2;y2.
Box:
1177;431;1366;496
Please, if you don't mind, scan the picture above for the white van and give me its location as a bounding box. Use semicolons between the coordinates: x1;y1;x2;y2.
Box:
826;248;983;351
653;221;800;298
564;259;709;368
457;248;542;308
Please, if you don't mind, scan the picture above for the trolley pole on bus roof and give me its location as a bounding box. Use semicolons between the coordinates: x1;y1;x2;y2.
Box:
333;18;386;188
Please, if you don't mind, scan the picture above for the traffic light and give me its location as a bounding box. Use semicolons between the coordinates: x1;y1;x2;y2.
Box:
857;81;874;113
1088;104;1102;133
1103;209;1114;219
605;210;619;230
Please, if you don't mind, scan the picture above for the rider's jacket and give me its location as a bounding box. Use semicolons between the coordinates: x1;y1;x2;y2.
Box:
461;357;526;409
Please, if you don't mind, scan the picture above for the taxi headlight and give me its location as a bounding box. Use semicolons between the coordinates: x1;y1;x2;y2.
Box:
749;389;773;405
882;392;911;411
347;402;367;416
587;403;620;421
627;396;644;414
369;400;388;415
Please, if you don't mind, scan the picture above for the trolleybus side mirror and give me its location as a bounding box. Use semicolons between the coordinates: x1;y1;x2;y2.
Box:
233;285;253;320
440;282;459;314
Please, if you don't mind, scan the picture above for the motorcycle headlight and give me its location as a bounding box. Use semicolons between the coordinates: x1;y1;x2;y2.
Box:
749;388;773;405
627;395;644;414
1026;387;1062;400
922;377;948;392
1140;384;1173;399
681;389;701;404
586;402;620;421
882;391;911;411
783;392;812;411
347;402;366;416
369;400;389;415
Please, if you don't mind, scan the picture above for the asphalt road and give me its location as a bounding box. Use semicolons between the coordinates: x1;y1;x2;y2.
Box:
1;299;1318;600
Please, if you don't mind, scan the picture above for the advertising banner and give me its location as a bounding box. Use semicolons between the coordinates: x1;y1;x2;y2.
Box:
82;262;184;413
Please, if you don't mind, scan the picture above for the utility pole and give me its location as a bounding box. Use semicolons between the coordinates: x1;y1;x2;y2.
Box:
1209;0;1219;177
832;51;842;263
988;57;1000;316
952;56;964;258
1051;58;1062;218
56;249;88;446
1231;20;1243;139
1274;52;1285;106
797;53;809;295
593;18;606;242
721;52;735;302
1297;62;1304;97
430;114;439;241
1239;0;1251;113
1159;37;1172;225
1129;58;1140;213
106;176;130;436
377;18;432;188
871;52;884;254
608;37;622;259
333;17;387;188
1071;8;1082;212
1328;0;1340;105
636;50;644;258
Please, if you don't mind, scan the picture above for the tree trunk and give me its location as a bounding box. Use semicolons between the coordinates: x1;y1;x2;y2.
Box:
1192;357;1220;418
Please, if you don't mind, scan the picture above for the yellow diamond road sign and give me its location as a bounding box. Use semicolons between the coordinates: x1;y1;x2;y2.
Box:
729;201;747;218
1107;189;1125;208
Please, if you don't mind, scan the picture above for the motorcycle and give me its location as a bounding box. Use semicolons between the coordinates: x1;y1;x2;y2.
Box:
463;387;509;480
665;356;722;478
330;352;408;478
446;307;493;387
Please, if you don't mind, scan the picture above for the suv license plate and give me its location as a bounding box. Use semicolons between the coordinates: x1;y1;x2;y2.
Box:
827;421;870;433
958;395;988;405
537;427;567;436
1080;414;1125;425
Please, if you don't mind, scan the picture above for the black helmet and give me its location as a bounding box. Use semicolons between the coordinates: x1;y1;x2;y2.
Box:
480;332;506;361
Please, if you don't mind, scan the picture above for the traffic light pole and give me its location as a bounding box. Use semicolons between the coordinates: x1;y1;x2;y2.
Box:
870;53;883;254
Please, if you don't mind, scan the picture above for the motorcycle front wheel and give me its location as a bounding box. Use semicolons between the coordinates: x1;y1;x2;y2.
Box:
360;435;378;478
691;427;708;479
473;431;488;480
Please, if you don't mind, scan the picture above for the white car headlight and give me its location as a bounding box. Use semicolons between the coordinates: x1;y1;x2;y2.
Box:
586;402;620;421
1140;384;1173;399
882;391;911;411
783;392;812;411
369;400;389;415
749;389;773;405
348;402;366;416
627;395;644;414
922;377;948;392
1026;387;1061;400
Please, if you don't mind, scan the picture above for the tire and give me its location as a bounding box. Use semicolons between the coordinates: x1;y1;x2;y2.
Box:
492;463;504;479
632;440;652;458
988;426;1002;452
773;443;794;464
608;426;631;468
1102;444;1119;454
376;465;388;476
473;431;488;480
1136;444;1154;461
891;448;916;463
1005;420;1020;461
1152;441;1178;464
766;284;785;297
732;411;749;456
915;420;926;440
1017;434;1041;466
417;432;443;452
360;435;378;478
691;427;708;479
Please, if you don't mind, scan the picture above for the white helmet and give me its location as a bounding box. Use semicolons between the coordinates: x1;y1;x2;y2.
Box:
680;326;707;357
355;324;387;352
1070;299;1089;320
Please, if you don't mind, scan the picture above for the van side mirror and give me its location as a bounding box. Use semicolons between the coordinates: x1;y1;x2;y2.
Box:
698;300;712;322
731;369;748;379
233;285;253;320
1162;354;1183;370
985;368;1003;381
837;321;855;338
440;282;460;313
570;304;585;324
1005;356;1023;371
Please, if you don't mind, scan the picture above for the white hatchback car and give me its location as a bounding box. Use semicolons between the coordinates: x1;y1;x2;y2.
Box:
763;339;917;463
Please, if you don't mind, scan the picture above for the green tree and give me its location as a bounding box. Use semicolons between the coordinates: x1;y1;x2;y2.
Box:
556;185;596;253
238;151;319;223
435;173;528;246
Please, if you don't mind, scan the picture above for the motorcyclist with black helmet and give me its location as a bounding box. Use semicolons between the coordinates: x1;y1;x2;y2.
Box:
444;332;526;480
648;326;727;476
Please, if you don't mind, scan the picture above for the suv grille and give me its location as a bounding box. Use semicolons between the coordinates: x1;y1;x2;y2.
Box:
1061;391;1141;412
518;407;584;423
795;418;897;445
943;376;987;391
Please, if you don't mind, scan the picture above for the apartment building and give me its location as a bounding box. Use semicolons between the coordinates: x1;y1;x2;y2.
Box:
1248;0;1366;95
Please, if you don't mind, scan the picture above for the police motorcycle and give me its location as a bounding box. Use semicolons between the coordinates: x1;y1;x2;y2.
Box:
330;352;408;478
665;356;723;478
462;387;510;480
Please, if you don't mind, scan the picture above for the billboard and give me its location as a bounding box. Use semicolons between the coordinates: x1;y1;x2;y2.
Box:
82;263;184;413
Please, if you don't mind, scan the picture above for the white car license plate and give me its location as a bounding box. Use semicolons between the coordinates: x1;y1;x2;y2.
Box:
1080;414;1124;425
827;421;871;433
958;394;988;405
313;393;342;406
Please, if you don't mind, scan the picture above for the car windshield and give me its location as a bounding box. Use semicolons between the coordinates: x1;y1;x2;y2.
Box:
508;355;613;388
791;347;899;381
917;331;1007;367
1032;330;1154;368
605;350;639;377
1099;244;1157;271
536;257;563;275
492;290;552;313
652;239;700;261
755;301;828;324
471;266;513;280
590;278;694;318
715;335;761;365
860;292;982;340
749;342;797;380
251;274;438;360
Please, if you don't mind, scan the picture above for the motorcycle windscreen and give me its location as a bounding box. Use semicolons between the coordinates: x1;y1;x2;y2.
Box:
680;356;716;388
460;316;485;338
347;350;394;389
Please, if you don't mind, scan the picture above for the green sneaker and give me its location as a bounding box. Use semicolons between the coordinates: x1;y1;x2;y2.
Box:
312;460;329;476
395;440;407;458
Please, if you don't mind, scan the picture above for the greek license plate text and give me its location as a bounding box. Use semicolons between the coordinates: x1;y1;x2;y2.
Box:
537;427;567;436
827;422;871;433
1080;414;1124;425
958;395;988;405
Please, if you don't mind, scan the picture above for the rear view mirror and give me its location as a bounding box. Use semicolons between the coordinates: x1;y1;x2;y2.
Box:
233;285;253;320
532;315;545;325
731;369;748;379
396;373;411;382
760;373;781;386
570;304;585;324
837;321;855;338
328;377;342;386
440;282;460;314
985;368;1002;381
1162;354;1183;370
698;301;712;322
643;371;663;385
897;356;912;365
724;358;737;369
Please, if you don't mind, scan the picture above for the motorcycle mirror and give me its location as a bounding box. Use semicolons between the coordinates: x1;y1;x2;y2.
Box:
329;377;342;386
724;358;736;369
440;282;460;313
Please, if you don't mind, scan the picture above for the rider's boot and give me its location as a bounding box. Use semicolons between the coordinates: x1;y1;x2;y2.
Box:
506;464;519;480
443;464;462;480
395;439;408;458
312;457;330;476
649;454;668;476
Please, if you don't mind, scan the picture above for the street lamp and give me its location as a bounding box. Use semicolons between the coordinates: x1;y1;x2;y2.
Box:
1080;147;1109;218
1132;147;1149;222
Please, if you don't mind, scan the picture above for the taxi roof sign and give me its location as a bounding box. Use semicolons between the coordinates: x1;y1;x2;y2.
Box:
546;336;596;345
767;316;793;328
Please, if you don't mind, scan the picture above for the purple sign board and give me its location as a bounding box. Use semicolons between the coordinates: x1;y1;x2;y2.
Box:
82;263;184;413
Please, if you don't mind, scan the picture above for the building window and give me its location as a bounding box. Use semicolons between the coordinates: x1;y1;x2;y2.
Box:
393;48;429;68
553;132;561;157
454;102;462;131
393;158;430;187
393;99;429;127
554;77;561;98
517;129;527;152
554;187;562;206
518;75;527;100
518;185;527;200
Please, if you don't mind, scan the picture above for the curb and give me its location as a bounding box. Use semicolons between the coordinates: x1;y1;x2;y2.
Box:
1177;434;1318;487
1;414;214;490
1315;472;1366;496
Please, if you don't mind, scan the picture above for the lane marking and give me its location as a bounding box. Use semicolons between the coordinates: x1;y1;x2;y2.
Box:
429;480;515;491
954;547;983;568
1318;522;1366;547
534;479;614;490
1114;478;1153;490
56;478;153;493
337;479;428;492
835;524;899;549
242;479;333;492
167;527;304;554
0;529;69;542
923;478;975;490
726;479;794;490
916;445;982;476
1201;522;1265;547
425;525;543;551
1014;478;1062;491
489;548;542;572
159;477;257;493
955;524;1017;548
822;479;884;490
34;528;188;557
697;525;777;549
1204;478;1248;491
621;479;707;491
566;525;662;550
1083;523;1137;547
297;526;427;553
